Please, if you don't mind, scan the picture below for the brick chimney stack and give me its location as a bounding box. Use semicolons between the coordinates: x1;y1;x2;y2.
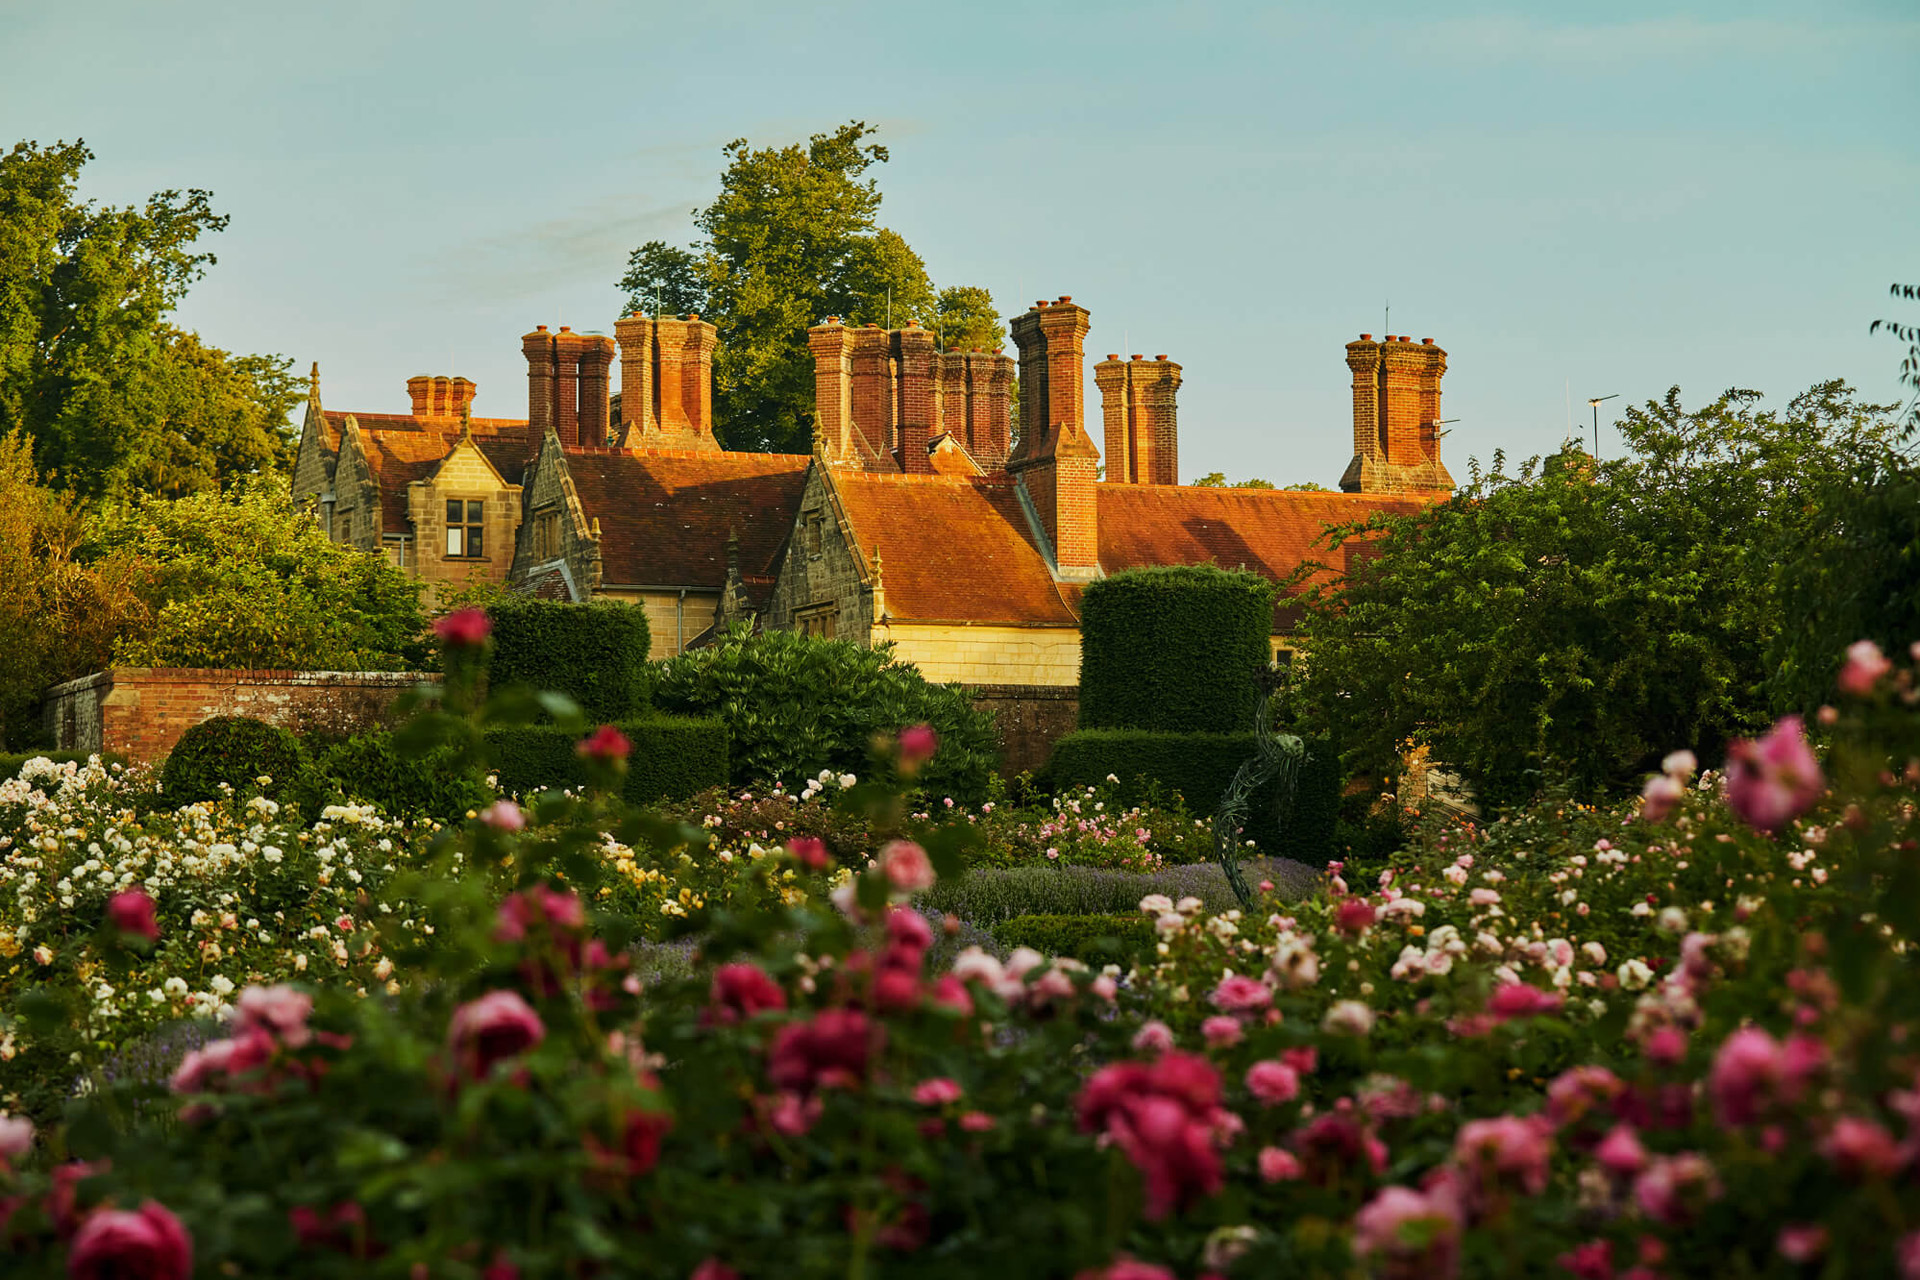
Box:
576;335;615;448
1339;334;1454;494
406;375;477;420
1095;353;1182;485
613;314;720;451
523;326;556;438
809;319;854;457
891;323;936;474
1009;297;1099;579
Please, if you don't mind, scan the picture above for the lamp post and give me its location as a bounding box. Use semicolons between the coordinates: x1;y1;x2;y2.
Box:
1587;394;1618;459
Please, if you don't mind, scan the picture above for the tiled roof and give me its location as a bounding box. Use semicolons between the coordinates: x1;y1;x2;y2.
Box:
323;411;528;436
831;473;1079;626
354;429;459;531
562;449;811;603
1097;485;1430;629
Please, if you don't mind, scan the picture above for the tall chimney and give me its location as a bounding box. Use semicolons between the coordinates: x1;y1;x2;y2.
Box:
850;326;894;466
1340;334;1452;494
652;319;688;432
552;328;585;446
615;313;654;437
681;315;715;439
809;318;854;459
891;324;936;473
576;335;615;448
974;348;1014;472
407;375;432;418
523;326;555;437
1009;297;1099;577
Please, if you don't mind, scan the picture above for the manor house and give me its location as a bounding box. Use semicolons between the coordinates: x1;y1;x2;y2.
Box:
292;298;1454;696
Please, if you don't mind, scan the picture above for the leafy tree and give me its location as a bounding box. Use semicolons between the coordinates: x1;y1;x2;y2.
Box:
0;432;146;746
98;474;426;671
1871;282;1920;427
934;285;1006;352
0;140;298;498
1192;472;1277;489
620;123;1003;453
1286;381;1906;809
617;240;706;319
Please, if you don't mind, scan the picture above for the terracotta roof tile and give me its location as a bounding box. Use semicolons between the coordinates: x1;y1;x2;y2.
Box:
1097;485;1432;629
831;473;1078;626
562;450;811;601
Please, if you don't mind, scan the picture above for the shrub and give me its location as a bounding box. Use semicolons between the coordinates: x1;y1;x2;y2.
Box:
485;717;728;806
483;599;651;722
994;913;1157;966
311;732;493;823
158;716;304;805
653;626;999;803
1077;565;1276;733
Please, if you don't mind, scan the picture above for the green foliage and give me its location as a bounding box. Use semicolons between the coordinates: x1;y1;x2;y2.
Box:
993;913;1156;966
1045;728;1273;838
1190;472;1276;489
482;599;651;722
653;626;999;802
309;732;492;824
1078;565;1277;733
484;717;729;806
918;859;1308;925
100;473;426;671
0;140;298;499
618;123;1003;454
158;716;303;806
1870;282;1920;428
933;285;1006;352
1769;457;1920;712
1290;380;1909;809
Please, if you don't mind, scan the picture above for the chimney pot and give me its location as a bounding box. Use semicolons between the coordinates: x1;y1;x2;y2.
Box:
537;325;549;332
1422;337;1434;345
1155;354;1167;361
688;313;700;322
1132;354;1143;361
1058;295;1071;303
1359;333;1371;341
825;315;840;324
1106;353;1119;361
559;326;572;333
1035;300;1048;309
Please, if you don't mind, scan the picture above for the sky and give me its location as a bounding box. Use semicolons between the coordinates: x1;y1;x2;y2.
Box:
3;0;1915;485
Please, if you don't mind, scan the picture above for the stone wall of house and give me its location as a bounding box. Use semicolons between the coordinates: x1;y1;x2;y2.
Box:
966;683;1080;775
877;622;1082;686
763;466;873;643
405;440;522;604
593;587;721;658
42;669;431;764
509;431;603;600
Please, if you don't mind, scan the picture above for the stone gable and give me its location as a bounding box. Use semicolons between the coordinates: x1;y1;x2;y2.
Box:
763;464;873;644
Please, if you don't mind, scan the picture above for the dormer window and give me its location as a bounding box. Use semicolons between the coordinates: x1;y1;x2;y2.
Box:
446;499;485;558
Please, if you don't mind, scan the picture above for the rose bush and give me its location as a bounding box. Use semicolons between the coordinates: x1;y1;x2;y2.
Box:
0;640;1915;1278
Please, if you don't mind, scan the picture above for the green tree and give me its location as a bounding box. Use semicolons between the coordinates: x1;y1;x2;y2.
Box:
620;123;1002;453
617;240;706;318
1192;472;1277;489
1287;381;1906;809
0;140;298;499
99;474;426;671
934;285;1007;352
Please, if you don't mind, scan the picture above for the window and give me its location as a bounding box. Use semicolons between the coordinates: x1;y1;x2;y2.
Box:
445;499;485;558
532;508;562;561
805;509;825;557
332;510;352;543
796;602;838;640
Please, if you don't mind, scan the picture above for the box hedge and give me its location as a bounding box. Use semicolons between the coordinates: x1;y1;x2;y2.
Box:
308;733;493;824
481;600;651;722
485;717;728;806
1077;565;1277;733
160;717;306;806
993;913;1157;967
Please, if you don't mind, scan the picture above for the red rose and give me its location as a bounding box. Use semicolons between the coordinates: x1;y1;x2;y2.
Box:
447;990;546;1080
68;1200;192;1280
433;607;492;648
106;889;159;942
577;724;632;763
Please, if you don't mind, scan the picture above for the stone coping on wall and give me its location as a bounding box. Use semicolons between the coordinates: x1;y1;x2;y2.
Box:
43;667;436;697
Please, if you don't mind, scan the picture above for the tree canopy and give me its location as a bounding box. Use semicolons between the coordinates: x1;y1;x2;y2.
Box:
1284;380;1909;810
616;123;1005;454
0;140;300;499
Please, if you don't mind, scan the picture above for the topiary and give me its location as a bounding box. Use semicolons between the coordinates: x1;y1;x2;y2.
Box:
653;626;999;804
159;717;305;807
479;600;651;722
1077;565;1276;733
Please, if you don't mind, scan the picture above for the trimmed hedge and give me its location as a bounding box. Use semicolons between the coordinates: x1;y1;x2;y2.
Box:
993;913;1157;967
1077;565;1277;733
1044;728;1340;861
309;733;493;824
485;717;728;806
0;751;124;780
482;600;651;722
160;717;305;806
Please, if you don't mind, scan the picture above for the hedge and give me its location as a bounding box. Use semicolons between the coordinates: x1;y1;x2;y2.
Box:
1043;728;1340;861
309;733;493;824
0;751;125;780
993;913;1157;967
918;859;1314;927
160;717;305;807
481;600;651;722
1077;565;1276;733
485;717;728;806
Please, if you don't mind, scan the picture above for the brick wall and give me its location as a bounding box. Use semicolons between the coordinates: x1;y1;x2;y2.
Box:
965;683;1080;776
43;669;433;764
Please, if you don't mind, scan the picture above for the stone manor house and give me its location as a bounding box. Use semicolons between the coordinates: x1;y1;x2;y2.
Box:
292;298;1455;711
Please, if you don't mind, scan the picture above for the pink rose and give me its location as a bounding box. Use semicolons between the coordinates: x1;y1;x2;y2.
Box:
232;984;314;1049
577;724;631;763
480;800;525;831
1208;975;1273;1015
709;964;786;1023
1594;1124;1648;1176
68;1201;192;1280
1258;1145;1303;1182
786;836;831;871
1640;772;1684;823
1453;1114;1553;1198
1132;1021;1175;1054
1244;1060;1301;1106
880;840;936;893
768;1009;881;1094
433;607;492;647
1723;715;1823;834
912;1078;964;1106
1334;897;1376;936
1633;1152;1721;1226
1822;1116;1902;1180
447;990;546;1080
1837;639;1892;696
1201;1016;1243;1049
1074;1259;1175;1280
1642;1024;1687;1067
1487;982;1563;1023
691;1260;741;1280
106;889;159;942
898;724;939;769
1350;1184;1462;1278
958;1110;995;1132
1776;1225;1829;1263
0;1114;32;1163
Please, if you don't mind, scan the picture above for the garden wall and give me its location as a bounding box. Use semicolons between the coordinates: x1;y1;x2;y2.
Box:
42;668;432;764
966;683;1079;775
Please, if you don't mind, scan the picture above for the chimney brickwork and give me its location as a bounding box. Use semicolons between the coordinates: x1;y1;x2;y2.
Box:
1094;353;1182;485
406;375;477;420
611;314;720;451
891;324;936;474
806;320;1015;473
1009;297;1100;579
1339;335;1454;494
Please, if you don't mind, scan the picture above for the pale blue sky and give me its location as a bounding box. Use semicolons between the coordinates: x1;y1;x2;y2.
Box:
4;0;1914;484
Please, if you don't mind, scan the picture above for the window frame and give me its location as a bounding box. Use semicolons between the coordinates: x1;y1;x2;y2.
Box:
444;497;487;560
